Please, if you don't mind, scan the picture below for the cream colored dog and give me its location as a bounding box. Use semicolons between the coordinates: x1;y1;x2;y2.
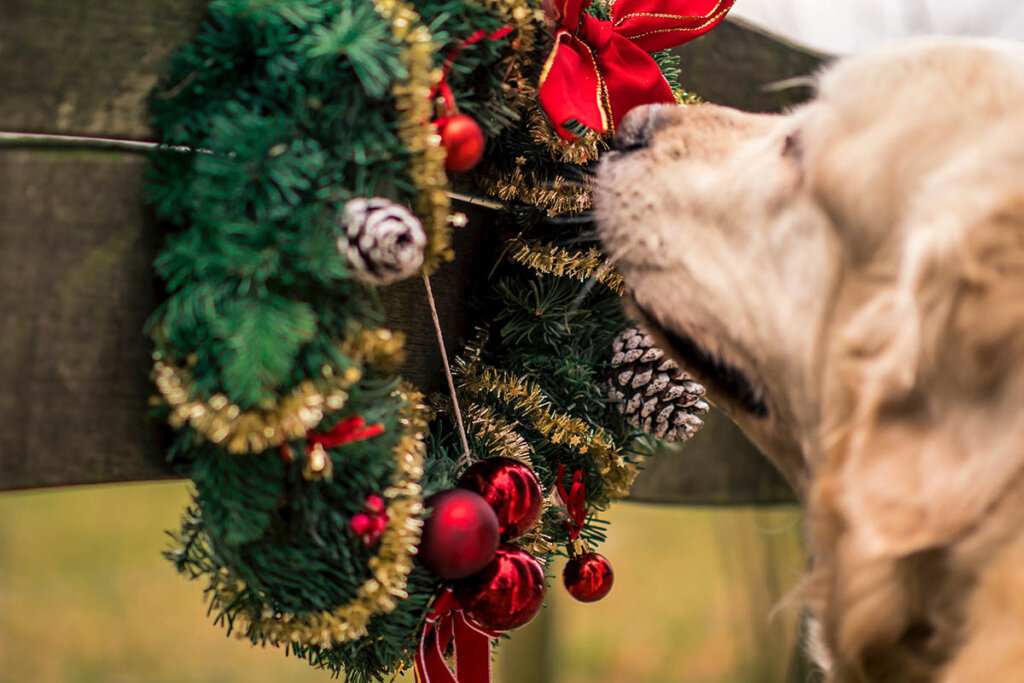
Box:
595;38;1024;682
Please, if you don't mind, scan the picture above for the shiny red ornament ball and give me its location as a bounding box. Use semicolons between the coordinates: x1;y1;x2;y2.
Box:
455;545;547;631
419;489;500;580
439;114;485;172
457;457;543;541
563;552;614;602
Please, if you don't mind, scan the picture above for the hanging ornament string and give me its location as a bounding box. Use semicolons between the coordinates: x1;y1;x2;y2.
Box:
556;463;588;542
431;26;515;119
538;0;735;138
423;273;472;465
432;25;514;173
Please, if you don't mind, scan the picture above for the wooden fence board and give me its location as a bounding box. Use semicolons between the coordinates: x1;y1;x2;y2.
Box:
0;5;823;501
0;149;492;490
0;0;206;139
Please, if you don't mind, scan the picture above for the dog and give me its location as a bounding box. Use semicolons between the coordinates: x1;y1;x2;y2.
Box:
595;37;1024;681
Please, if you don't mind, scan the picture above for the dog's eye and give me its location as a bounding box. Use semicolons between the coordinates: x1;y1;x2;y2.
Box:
782;132;802;160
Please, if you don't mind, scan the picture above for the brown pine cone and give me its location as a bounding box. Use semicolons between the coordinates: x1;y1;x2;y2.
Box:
607;326;709;442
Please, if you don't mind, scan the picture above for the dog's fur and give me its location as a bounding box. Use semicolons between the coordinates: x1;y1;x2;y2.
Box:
595;38;1024;681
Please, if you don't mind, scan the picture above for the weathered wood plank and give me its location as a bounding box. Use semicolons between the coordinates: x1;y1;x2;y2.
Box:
630;408;796;505
0;0;206;139
0;4;822;500
0;149;489;490
0;150;168;489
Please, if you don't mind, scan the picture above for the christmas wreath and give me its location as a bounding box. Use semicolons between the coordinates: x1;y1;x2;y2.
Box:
146;0;733;680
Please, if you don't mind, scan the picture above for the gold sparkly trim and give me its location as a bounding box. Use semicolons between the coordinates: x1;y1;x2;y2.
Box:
456;360;637;498
509;236;624;294
479;161;592;216
675;88;703;106
152;329;406;454
205;387;429;647
465;402;534;466
373;0;452;271
528;104;606;165
517;523;559;559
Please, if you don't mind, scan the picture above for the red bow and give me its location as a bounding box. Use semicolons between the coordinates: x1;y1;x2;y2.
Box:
415;589;500;683
279;415;385;471
307;415;385;450
538;0;734;139
556;464;587;540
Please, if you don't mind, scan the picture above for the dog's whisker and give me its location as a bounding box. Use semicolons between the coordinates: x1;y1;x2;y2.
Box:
566;231;644;314
763;75;817;93
542;213;595;225
562;163;597;178
535;178;590;190
552;232;601;246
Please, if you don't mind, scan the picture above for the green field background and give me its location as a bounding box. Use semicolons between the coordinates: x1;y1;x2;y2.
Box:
0;483;805;682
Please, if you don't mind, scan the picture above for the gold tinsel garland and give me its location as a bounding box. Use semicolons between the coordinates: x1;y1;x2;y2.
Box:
202;386;429;647
527;105;606;166
464;402;534;466
151;328;407;455
456;359;638;498
480;159;593;215
509;236;624;294
373;0;452;271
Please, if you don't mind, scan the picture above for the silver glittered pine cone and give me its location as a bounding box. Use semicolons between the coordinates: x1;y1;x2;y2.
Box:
607;326;710;443
338;197;426;285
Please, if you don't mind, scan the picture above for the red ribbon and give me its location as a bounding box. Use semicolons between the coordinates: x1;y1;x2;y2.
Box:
279;415;385;463
415;589;500;683
538;0;735;139
308;415;385;450
556;463;587;540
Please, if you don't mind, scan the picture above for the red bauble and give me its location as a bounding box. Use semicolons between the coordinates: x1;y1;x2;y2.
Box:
563;552;614;602
455;545;547;631
419;489;500;580
439;114;485;172
350;493;389;547
457;457;543;541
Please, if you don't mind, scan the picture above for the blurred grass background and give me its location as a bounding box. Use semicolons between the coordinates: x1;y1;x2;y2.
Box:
0;483;805;682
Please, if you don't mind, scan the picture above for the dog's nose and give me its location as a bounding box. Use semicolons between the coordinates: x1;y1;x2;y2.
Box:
612;105;670;153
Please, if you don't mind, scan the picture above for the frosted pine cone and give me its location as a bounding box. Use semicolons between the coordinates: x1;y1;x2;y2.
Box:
339;197;426;285
607;326;709;442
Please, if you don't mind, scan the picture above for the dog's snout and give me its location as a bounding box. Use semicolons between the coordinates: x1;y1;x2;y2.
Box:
612;105;671;153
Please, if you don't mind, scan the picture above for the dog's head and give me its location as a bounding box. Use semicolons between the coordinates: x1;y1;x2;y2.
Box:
597;37;1024;673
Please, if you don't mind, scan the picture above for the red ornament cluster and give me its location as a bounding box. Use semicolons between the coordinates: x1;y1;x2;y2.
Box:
418;457;546;632
350;493;389;547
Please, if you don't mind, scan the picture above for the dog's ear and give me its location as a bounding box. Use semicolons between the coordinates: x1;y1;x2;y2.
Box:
826;185;1024;556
